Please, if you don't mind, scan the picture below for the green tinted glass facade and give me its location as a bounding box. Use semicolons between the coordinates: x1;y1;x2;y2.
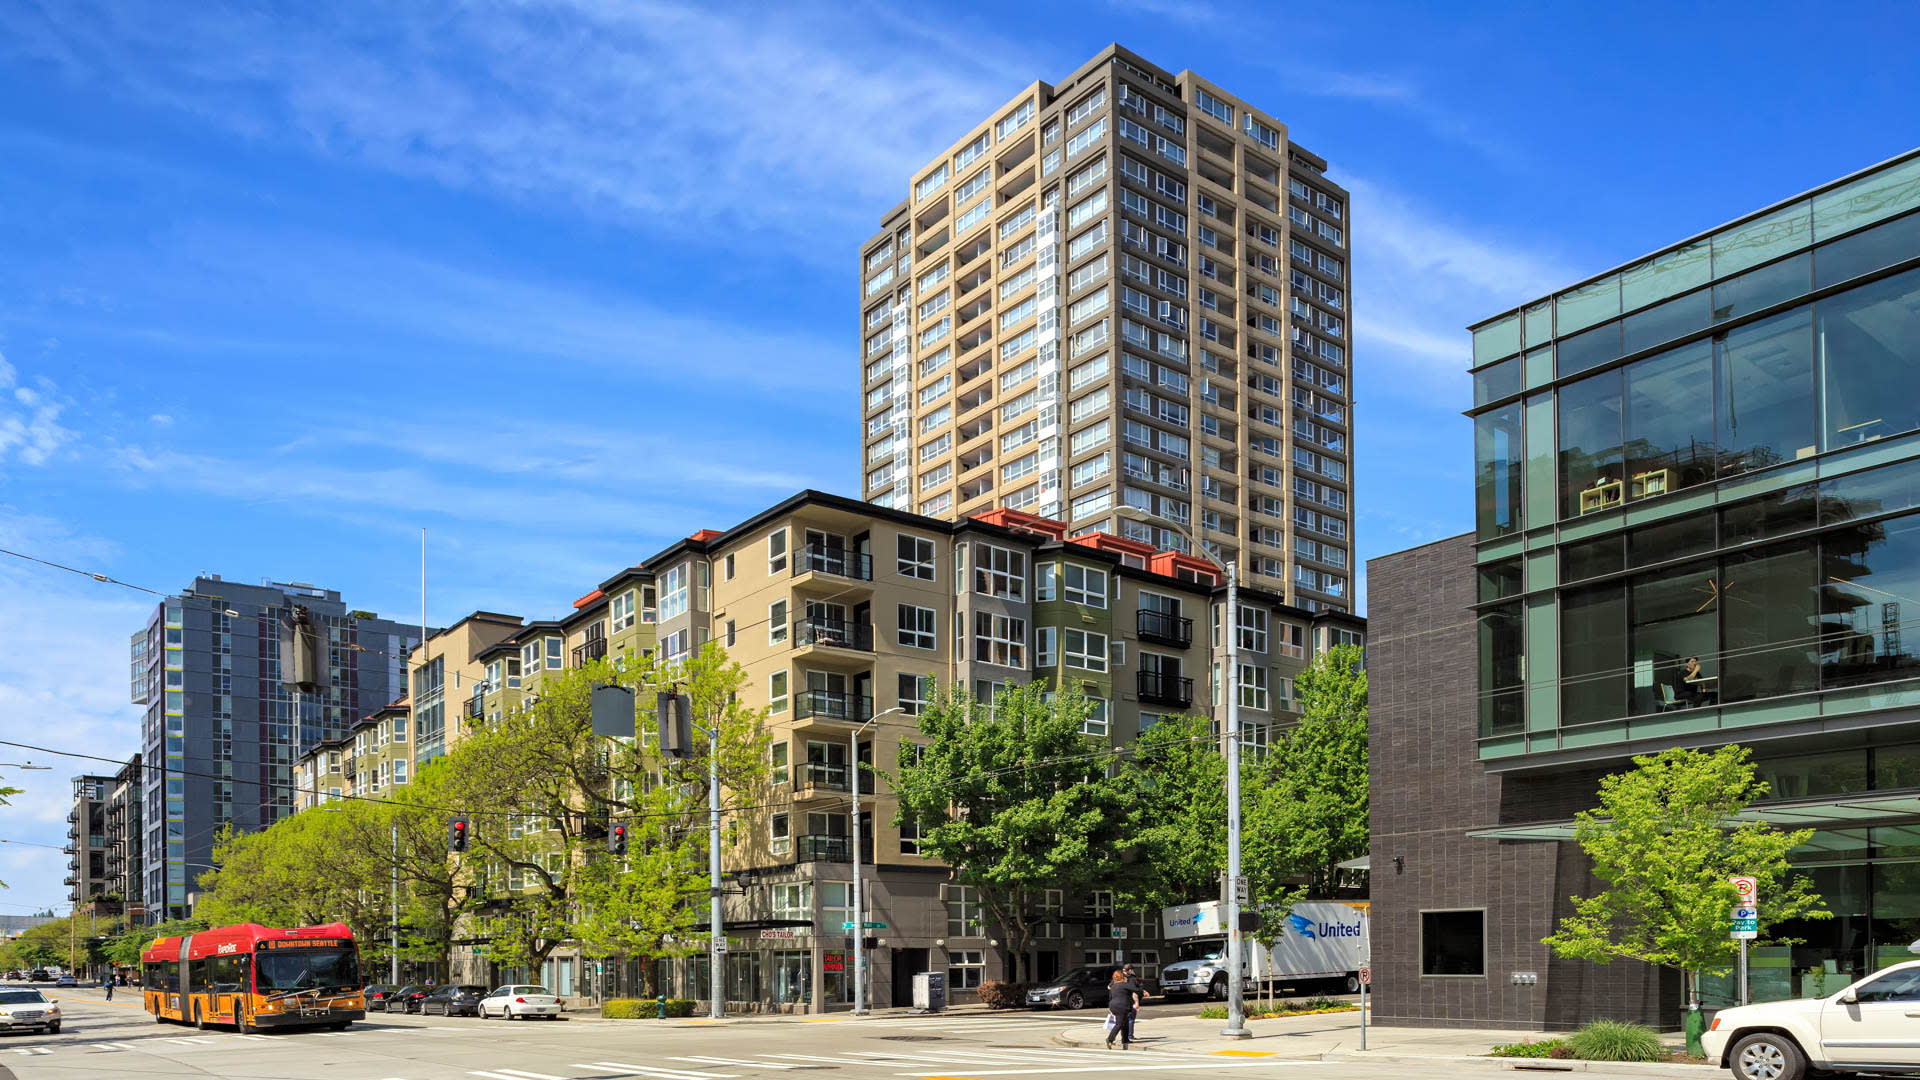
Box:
1467;149;1920;758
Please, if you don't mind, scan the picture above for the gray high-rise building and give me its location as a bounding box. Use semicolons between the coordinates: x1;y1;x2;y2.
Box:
129;576;421;921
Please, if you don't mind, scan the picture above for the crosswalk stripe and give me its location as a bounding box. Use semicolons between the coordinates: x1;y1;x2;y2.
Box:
588;1063;738;1080
669;1057;799;1070
470;1073;525;1080
492;1070;575;1080
893;1063;1318;1077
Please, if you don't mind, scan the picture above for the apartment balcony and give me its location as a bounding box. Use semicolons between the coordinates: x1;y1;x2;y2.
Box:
794;762;850;798
792;618;873;657
793;546;872;583
1137;670;1195;708
571;638;608;666
465;696;485;720
793;690;873;724
1136;609;1194;648
795;834;873;864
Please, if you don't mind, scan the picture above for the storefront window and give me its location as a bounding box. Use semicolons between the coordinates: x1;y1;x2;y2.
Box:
726;953;760;1003
771;951;810;1005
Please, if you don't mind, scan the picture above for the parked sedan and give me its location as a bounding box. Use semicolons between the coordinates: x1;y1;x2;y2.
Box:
0;989;60;1034
478;985;561;1020
395;985;438;1013
1025;966;1117;1010
421;984;487;1017
26;971;48;983
362;985;399;1012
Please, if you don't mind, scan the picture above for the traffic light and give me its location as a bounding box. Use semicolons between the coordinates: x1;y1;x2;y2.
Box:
608;823;628;856
448;817;469;853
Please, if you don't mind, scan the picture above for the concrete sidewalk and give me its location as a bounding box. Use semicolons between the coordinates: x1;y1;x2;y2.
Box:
1053;1010;1718;1077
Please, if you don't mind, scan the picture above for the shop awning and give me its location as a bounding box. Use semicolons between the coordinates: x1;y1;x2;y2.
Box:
1467;791;1920;842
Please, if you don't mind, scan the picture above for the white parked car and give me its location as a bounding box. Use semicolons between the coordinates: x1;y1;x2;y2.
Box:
478;985;561;1020
1704;959;1920;1080
0;988;61;1033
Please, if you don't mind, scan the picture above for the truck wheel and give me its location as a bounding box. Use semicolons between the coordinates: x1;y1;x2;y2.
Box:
1210;975;1228;1001
1730;1032;1806;1080
1342;974;1360;994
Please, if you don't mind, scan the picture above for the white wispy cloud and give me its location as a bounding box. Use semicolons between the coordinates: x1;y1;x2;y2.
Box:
0;352;76;466
2;0;1046;260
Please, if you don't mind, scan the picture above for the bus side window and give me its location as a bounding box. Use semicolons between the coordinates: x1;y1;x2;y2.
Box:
165;961;181;992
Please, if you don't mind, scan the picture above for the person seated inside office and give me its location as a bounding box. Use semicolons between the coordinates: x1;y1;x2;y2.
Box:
1678;656;1718;706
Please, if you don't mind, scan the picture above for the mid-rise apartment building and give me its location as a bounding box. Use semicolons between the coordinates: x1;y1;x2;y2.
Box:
100;756;143;918
64;775;111;907
448;489;1361;1011
129;576;420;921
860;44;1355;612
1372;149;1920;1028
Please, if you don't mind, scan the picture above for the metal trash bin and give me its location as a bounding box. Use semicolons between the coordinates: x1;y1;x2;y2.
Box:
911;971;946;1013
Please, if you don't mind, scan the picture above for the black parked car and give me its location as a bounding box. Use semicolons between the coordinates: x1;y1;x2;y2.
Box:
363;984;399;1011
383;985;424;1013
1024;966;1118;1010
396;985;437;1013
420;984;487;1017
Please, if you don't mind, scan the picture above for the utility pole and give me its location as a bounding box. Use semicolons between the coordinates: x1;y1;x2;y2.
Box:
391;821;400;984
705;723;722;1020
1222;559;1249;1039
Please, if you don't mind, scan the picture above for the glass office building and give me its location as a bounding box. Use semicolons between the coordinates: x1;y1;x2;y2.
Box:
1467;148;1920;1004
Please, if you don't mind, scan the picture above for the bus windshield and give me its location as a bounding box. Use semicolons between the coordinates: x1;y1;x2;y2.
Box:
1175;941;1225;963
255;949;361;994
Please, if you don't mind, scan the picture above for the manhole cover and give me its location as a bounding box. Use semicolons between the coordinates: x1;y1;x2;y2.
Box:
881;1035;945;1041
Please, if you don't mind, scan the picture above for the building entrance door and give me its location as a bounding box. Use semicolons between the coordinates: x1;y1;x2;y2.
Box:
892;947;928;1008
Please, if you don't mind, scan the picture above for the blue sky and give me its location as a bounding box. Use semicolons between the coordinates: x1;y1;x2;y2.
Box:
1;0;1916;912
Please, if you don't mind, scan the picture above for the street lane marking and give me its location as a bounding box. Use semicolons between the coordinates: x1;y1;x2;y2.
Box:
10;1048;52;1056
492;1070;576;1080
586;1063;738;1080
1211;1049;1275;1057
895;1064;1324;1077
669;1058;800;1070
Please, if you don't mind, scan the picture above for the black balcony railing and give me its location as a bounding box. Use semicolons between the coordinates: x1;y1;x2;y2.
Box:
1136;609;1194;647
465;696;485;720
1137;669;1194;707
795;834;875;864
795;546;873;581
572;638;608;666
796;762;850;792
793;618;874;652
794;690;873;723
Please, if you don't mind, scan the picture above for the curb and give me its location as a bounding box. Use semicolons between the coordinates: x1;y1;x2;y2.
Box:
1321;1051;1718;1077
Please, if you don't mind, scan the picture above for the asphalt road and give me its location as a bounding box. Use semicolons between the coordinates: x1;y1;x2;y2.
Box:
0;990;1674;1080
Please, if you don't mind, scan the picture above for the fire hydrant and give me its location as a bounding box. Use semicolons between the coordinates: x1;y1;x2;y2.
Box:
656;995;667;1019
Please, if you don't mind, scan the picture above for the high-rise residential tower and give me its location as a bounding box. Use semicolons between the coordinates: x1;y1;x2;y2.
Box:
860;44;1355;612
129;576;421;921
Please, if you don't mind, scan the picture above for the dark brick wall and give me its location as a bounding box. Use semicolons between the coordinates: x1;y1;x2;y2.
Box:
1367;534;1676;1030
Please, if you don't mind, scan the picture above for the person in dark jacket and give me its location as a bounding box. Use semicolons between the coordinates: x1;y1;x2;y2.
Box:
1105;970;1140;1049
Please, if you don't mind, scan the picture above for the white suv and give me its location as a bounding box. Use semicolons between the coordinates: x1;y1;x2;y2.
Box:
1704;959;1920;1080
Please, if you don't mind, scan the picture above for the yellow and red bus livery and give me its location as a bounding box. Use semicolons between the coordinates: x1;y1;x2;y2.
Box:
141;922;365;1032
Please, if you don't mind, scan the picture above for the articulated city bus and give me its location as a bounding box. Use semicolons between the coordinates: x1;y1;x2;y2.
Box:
141;922;365;1032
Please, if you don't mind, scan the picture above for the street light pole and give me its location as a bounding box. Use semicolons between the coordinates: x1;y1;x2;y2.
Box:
1114;508;1247;1038
851;706;903;1016
707;724;722;1020
391;821;400;984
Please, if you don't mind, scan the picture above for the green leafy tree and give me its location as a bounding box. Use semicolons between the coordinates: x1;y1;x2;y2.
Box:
1543;745;1829;1052
884;681;1127;982
1243;643;1369;922
103;918;206;969
0;782;19;888
1112;713;1225;911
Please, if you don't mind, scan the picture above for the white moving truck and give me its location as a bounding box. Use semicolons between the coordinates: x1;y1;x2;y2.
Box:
1156;900;1369;999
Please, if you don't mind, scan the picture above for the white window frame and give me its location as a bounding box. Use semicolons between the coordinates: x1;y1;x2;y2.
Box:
1063;564;1107;608
898;604;937;651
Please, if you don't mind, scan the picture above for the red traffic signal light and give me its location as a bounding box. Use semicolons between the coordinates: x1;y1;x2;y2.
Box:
609;823;628;856
448;817;469;853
